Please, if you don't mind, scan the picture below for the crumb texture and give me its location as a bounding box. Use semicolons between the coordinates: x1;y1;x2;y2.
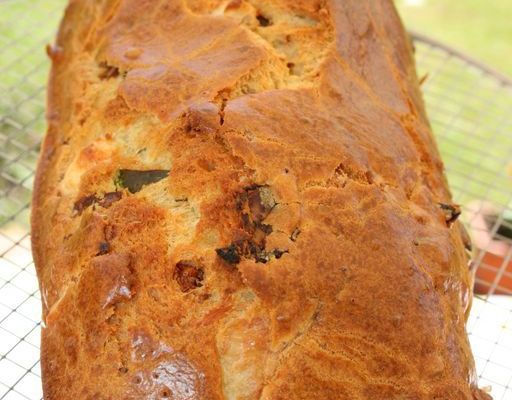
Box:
32;0;490;399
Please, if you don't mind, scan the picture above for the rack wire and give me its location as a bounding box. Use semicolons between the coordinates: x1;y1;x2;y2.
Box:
1;1;512;399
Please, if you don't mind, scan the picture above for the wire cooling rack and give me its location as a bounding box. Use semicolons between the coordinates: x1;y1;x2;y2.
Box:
1;1;512;399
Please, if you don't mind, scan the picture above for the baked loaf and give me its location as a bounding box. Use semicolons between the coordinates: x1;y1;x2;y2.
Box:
32;0;491;399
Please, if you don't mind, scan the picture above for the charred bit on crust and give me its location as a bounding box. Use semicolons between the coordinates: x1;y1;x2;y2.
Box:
438;203;461;226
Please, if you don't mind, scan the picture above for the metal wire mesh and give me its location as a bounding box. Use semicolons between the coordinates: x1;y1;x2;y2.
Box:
411;32;512;399
1;1;512;399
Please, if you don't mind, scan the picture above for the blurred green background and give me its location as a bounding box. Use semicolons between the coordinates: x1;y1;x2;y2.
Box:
396;0;512;76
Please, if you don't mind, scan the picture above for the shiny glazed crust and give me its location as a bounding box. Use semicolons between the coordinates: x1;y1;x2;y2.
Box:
32;0;492;399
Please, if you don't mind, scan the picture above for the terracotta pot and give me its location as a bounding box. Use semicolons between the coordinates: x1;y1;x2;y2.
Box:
474;251;512;295
466;201;512;295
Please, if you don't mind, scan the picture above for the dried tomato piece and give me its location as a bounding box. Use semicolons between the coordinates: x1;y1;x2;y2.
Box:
74;194;98;215
174;261;204;292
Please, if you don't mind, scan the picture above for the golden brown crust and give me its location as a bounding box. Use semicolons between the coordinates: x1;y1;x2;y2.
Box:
32;0;490;398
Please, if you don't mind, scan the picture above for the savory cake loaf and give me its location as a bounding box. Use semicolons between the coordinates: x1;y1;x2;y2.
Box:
32;0;491;398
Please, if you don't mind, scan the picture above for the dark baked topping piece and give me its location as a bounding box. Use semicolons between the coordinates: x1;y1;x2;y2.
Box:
74;194;98;214
174;261;204;292
98;191;123;208
216;185;287;265
290;228;301;242
216;244;241;265
439;203;461;226
98;61;120;80
273;249;287;259
256;222;273;235
246;185;276;222
237;185;276;228
251;246;288;263
97;242;110;256
256;13;272;27
216;240;287;265
116;169;169;193
73;191;123;215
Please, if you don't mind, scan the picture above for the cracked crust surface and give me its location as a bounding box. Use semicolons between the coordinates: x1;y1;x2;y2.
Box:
32;0;491;399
